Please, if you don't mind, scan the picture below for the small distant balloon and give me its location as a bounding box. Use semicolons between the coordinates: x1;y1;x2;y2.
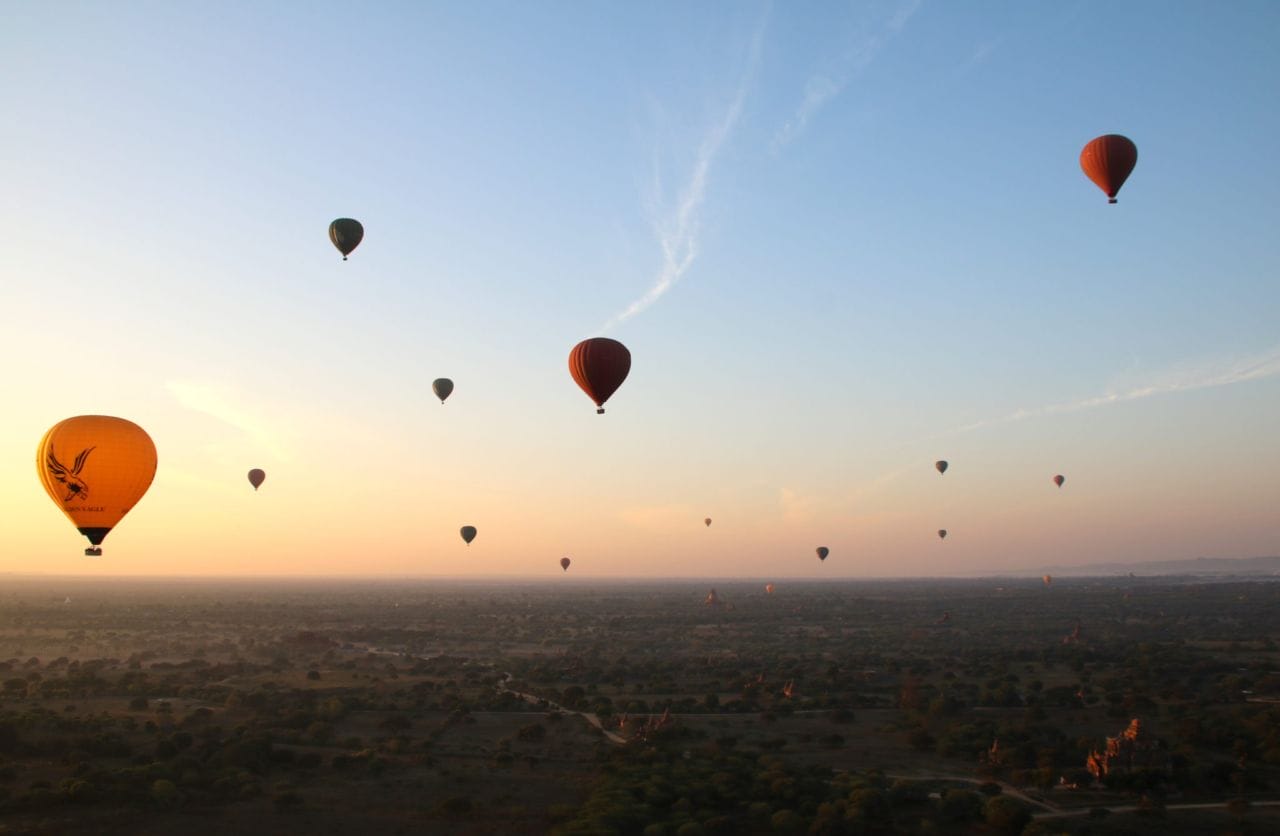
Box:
247;468;265;490
1043;574;1053;586
765;583;775;594
937;529;947;540
568;337;631;414
432;378;454;404
704;517;712;527
1080;134;1138;204
460;525;477;545
560;557;571;572
935;460;948;475
329;218;364;260
816;546;829;562
1053;474;1065;488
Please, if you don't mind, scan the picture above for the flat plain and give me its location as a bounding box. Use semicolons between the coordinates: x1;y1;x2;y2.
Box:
1;575;1279;834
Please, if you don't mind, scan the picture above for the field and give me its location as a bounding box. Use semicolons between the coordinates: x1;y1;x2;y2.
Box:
2;575;1280;834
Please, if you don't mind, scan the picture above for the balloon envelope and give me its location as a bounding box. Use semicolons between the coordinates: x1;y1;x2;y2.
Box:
1080;135;1137;203
765;583;775;594
568;338;631;413
704;517;712;527
460;525;477;545
816;546;829;561
938;529;947;540
37;416;157;551
329;218;364;260
1043;574;1053;586
247;468;265;490
935;460;948;474
1053;474;1065;488
432;378;454;404
560;557;571;572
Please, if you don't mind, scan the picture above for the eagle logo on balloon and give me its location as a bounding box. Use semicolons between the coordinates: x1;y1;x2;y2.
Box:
46;446;94;503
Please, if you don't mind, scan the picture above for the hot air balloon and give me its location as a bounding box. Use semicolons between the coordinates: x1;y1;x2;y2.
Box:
938;529;947;540
1080;135;1138;203
765;583;775;594
460;525;477;545
816;546;829;562
560;557;571;572
704;517;712;527
935;460;948;475
432;378;454;404
37;416;157;556
329;218;364;260
568;338;631;414
1043;574;1053;586
247;468;265;490
1053;474;1065;488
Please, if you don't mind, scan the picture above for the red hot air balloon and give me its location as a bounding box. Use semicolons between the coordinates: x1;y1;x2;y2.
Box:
568;338;631;414
1080;135;1138;203
560;557;571;572
1053;474;1065;488
247;469;265;491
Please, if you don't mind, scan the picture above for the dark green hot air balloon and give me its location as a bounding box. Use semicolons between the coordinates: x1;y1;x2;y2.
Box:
329;218;364;261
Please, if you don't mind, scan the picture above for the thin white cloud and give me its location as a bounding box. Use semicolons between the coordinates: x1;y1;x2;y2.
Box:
955;346;1280;434
779;487;818;524
167;380;290;461
600;21;765;331
772;0;921;151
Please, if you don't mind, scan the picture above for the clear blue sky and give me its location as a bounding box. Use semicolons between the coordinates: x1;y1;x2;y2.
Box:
2;1;1278;577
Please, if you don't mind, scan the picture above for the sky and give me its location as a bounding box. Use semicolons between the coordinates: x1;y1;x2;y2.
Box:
2;1;1278;579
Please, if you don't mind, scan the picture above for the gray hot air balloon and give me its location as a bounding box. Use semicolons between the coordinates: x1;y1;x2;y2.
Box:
460;525;477;545
432;378;454;404
935;460;948;475
816;546;829;562
329;218;364;260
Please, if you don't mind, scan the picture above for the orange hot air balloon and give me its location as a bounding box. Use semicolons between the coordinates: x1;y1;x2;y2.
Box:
1043;574;1053;586
935;460;948;475
704;517;712;527
765;583;775;594
1080;135;1138;203
560;557;571;572
37;416;157;555
1053;474;1065;488
568;338;631;414
247;468;265;490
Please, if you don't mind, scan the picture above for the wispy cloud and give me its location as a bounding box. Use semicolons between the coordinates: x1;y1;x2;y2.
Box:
771;0;921;151
955;346;1280;434
600;21;765;331
167;380;290;461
